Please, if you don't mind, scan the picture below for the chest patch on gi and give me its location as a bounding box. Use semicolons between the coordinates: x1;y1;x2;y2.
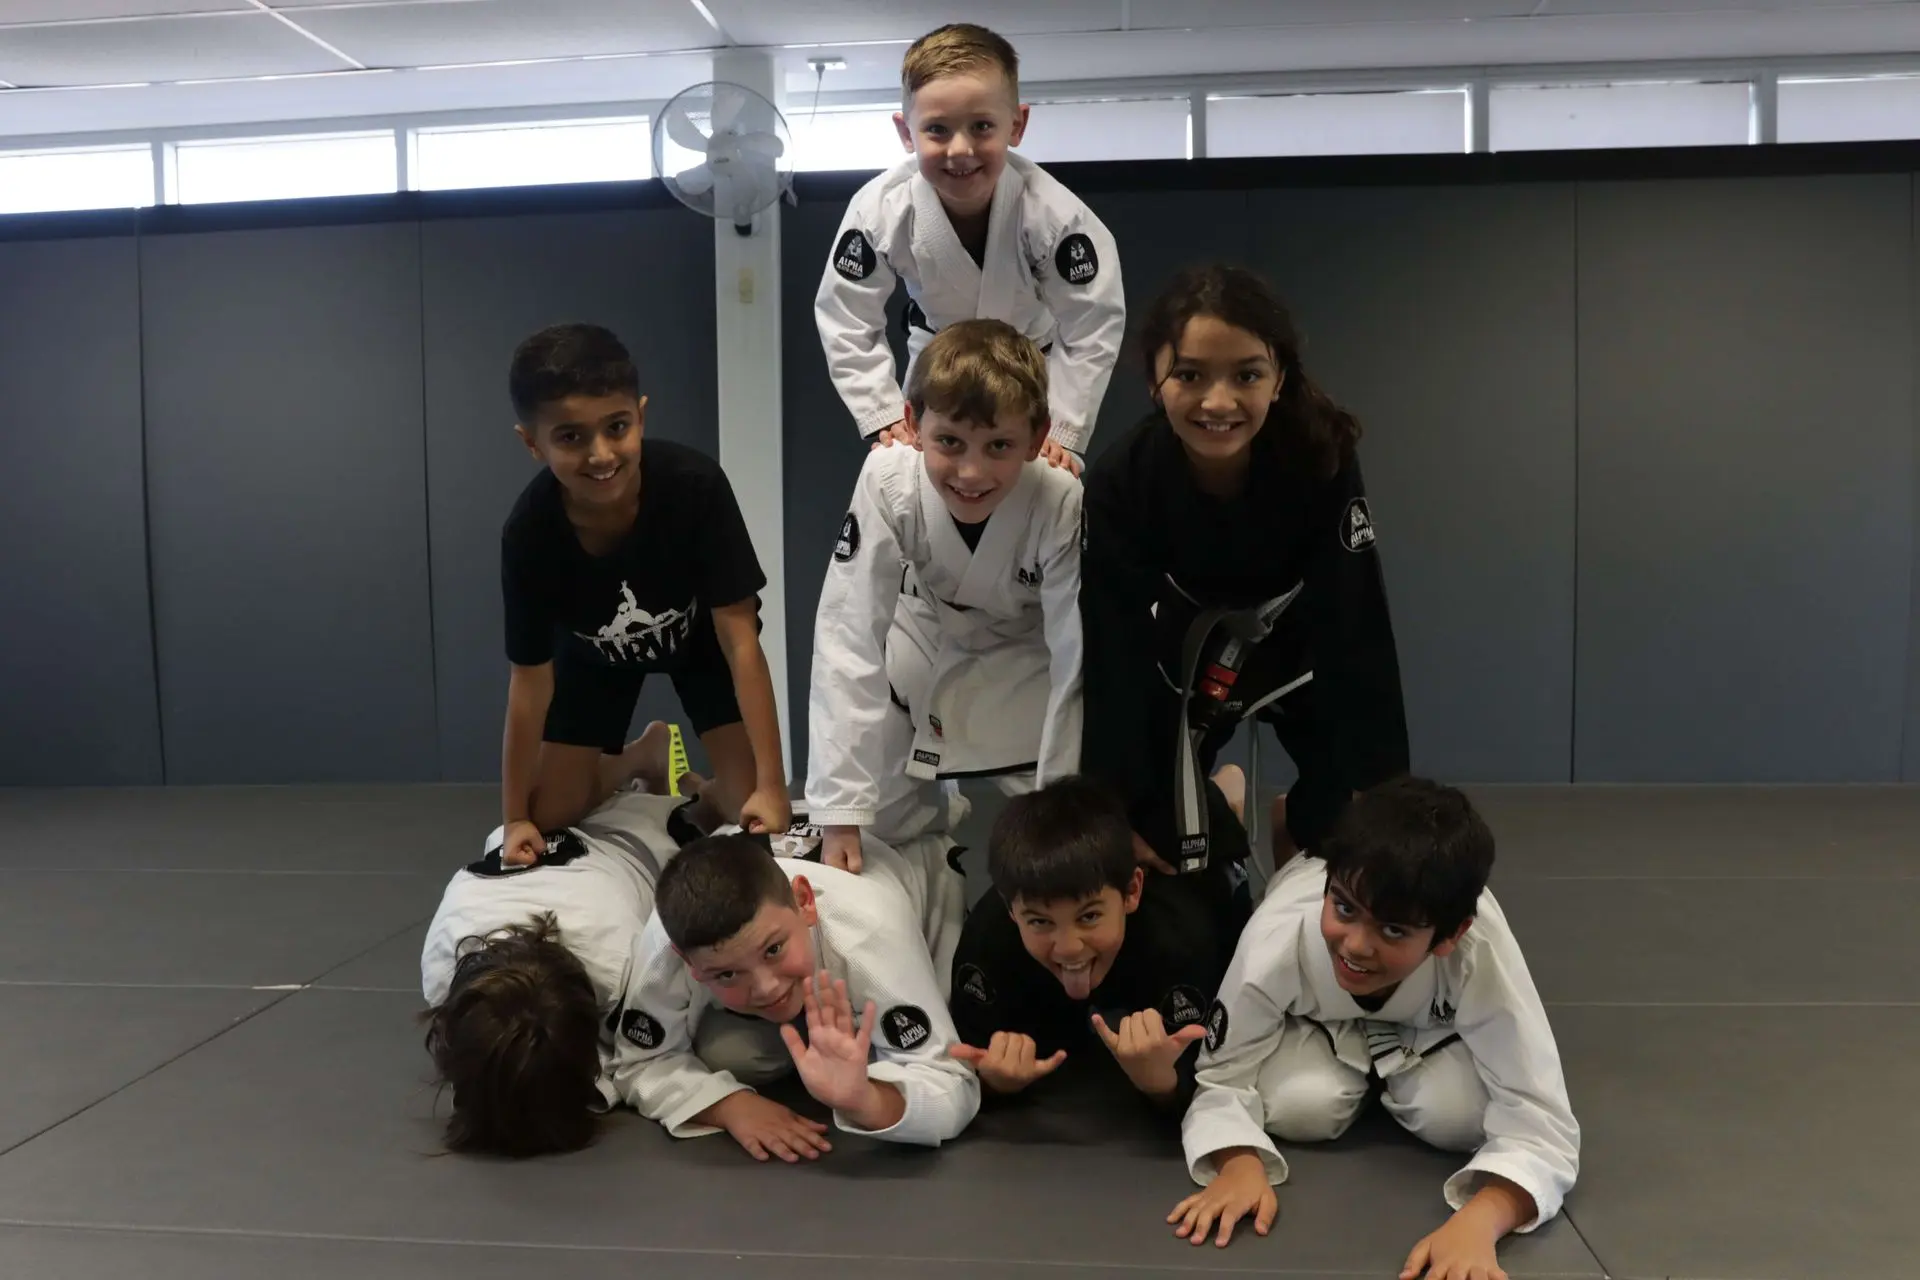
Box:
956;963;993;1005
833;229;876;282
1204;999;1230;1052
1341;497;1377;553
833;513;860;563
1055;232;1099;285
1162;984;1206;1029
1015;564;1042;588
881;1004;932;1051
619;1008;665;1050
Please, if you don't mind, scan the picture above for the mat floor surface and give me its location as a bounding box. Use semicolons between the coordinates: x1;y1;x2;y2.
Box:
0;782;1913;1280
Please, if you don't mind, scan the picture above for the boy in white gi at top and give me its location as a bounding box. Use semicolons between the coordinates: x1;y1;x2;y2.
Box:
1172;777;1579;1280
815;22;1125;473
805;318;1082;873
609;830;980;1162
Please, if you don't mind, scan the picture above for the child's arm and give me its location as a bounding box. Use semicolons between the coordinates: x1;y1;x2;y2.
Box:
1033;479;1085;787
499;662;552;862
499;531;556;862
606;920;753;1136
1400;1176;1536;1280
815;185;906;440
1441;918;1581;1234
804;458;909;835
710;601;789;833
830;901;981;1145
694;462;787;833
1030;204;1126;456
1304;455;1411;797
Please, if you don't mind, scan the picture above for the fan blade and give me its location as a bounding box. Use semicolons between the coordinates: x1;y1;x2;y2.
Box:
665;107;709;153
676;162;715;197
712;84;748;133
734;130;785;159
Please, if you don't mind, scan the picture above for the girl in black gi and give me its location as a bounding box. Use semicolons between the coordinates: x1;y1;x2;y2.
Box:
1078;263;1409;872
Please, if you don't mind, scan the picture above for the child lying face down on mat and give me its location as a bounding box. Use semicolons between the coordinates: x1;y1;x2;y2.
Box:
419;783;713;1158
946;771;1251;1110
1171;777;1579;1280
609;829;979;1161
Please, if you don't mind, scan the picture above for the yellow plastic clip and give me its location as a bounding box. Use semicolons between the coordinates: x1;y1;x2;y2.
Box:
666;723;690;796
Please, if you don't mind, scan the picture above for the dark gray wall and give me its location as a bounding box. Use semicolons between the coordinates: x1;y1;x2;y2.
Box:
1574;175;1914;782
421;209;718;782
0;235;164;786
141;223;439;784
1251;185;1580;783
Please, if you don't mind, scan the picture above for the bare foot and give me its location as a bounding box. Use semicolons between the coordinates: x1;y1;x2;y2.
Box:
1211;763;1247;822
602;720;673;795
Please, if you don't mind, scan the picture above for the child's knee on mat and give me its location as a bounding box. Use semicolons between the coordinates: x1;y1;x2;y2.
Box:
1382;1044;1487;1153
1256;1039;1367;1143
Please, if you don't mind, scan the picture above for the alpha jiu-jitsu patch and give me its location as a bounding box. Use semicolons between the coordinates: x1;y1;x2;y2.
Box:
1341;497;1377;553
833;229;876;281
1055;232;1098;285
881;1004;932;1051
956;963;993;1005
1204;999;1230;1052
833;513;860;562
620;1008;665;1050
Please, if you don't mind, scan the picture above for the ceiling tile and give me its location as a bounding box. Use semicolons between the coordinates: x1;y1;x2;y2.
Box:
0;2;250;22
0;12;344;86
707;0;1123;47
284;0;720;68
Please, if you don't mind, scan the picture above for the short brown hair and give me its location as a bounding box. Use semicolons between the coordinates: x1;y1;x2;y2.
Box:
655;832;796;953
421;914;603;1158
901;23;1020;111
906;318;1049;434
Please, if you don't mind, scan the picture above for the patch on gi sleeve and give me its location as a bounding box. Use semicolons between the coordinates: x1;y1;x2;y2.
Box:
833;228;876;282
956;963;993;1005
833;512;860;562
880;1004;932;1051
1054;231;1099;285
1341;497;1377;553
619;1008;666;1050
1162;983;1206;1029
1204;999;1230;1052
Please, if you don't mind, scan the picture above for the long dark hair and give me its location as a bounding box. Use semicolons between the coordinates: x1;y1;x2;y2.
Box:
1137;263;1361;479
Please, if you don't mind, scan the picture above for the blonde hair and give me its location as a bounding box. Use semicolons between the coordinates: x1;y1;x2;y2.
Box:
901;23;1020;112
906;318;1049;434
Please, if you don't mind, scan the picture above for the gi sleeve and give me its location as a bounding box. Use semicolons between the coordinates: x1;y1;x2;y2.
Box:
1031;203;1125;455
815;183;905;439
501;528;554;666
1076;457;1171;847
1034;477;1085;787
1444;929;1581;1230
606;915;750;1137
842;907;982;1145
804;456;908;829
1179;912;1304;1187
695;462;769;610
1304;454;1410;792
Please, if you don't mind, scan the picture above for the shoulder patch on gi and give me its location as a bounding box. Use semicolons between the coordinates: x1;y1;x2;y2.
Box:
1341;497;1377;553
1162;983;1206;1029
833;512;860;563
880;1004;933;1051
619;1008;665;1050
1054;231;1098;286
1204;999;1230;1053
833;228;876;282
956;963;993;1005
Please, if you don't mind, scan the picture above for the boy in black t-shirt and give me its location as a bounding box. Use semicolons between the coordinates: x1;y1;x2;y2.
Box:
497;324;790;867
948;771;1251;1112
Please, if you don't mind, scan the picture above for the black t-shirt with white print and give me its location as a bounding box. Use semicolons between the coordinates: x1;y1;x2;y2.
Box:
501;440;765;671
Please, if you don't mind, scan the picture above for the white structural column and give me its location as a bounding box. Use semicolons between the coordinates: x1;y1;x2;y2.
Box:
711;47;793;779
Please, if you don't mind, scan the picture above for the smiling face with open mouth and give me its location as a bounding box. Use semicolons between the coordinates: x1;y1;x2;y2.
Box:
912;402;1043;523
1317;876;1467;1002
895;69;1028;219
1150;315;1285;478
518;391;646;514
